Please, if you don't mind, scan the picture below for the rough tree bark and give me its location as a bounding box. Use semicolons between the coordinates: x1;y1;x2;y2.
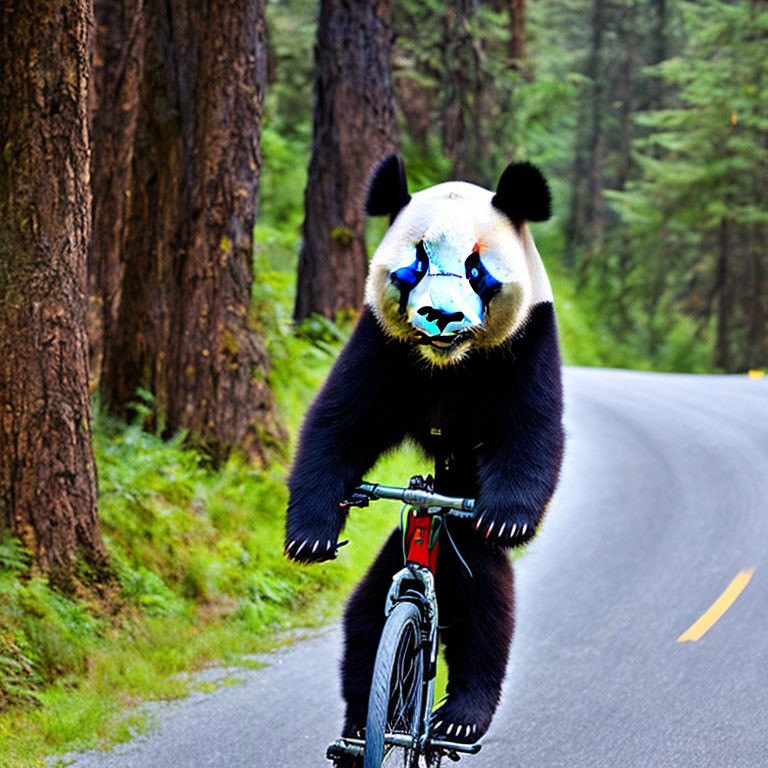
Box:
508;0;526;61
99;0;282;463
0;0;107;585
441;0;485;183
294;0;397;321
89;0;146;386
564;0;605;269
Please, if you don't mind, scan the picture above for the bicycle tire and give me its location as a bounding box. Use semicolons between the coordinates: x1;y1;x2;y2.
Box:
364;601;426;768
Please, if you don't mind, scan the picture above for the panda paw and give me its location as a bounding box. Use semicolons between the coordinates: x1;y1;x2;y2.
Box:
284;534;348;564
430;702;488;744
284;497;350;563
472;510;537;548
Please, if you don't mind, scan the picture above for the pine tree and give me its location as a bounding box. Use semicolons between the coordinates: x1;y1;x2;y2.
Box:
611;0;768;370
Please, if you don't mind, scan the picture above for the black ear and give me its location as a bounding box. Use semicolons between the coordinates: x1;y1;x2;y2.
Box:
366;154;411;223
491;161;551;226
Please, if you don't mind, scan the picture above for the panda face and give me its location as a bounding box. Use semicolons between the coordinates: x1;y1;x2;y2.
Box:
365;170;553;367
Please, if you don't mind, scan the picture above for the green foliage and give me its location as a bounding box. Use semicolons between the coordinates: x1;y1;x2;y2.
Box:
0;532;103;712
520;0;767;371
607;0;768;370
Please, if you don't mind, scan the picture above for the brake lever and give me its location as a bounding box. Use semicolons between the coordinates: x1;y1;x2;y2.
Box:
339;491;371;509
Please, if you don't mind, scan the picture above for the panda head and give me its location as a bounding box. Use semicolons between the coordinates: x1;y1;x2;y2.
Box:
364;155;553;366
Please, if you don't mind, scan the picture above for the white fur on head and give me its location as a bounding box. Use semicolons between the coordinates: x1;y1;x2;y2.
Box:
365;180;552;365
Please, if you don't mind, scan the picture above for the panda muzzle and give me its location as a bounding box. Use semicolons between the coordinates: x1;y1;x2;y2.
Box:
414;328;474;350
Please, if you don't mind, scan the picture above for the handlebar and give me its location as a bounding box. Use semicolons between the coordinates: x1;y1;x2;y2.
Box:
347;481;476;520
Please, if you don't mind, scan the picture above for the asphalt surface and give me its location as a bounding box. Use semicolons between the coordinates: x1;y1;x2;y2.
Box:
65;368;768;768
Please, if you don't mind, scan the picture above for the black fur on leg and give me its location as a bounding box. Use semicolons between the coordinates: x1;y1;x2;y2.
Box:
432;532;515;742
341;530;405;734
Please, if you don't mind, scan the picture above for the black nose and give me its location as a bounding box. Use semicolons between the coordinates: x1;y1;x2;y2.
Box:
417;307;465;334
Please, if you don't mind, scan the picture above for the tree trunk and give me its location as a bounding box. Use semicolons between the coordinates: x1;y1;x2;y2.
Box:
89;0;146;387
0;0;106;586
294;0;397;321
616;0;636;193
98;0;177;431
714;217;733;372
564;0;605;271
99;0;282;464
509;0;526;62
584;0;606;245
441;0;485;183
744;232;765;369
649;0;667;108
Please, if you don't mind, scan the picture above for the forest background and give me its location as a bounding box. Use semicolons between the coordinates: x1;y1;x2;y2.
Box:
0;0;766;765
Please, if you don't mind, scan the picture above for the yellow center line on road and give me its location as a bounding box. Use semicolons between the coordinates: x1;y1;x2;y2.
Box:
677;567;756;643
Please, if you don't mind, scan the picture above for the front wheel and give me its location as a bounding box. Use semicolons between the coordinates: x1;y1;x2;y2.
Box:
364;601;426;768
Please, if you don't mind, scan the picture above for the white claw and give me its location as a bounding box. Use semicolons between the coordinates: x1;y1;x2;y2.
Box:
498;523;506;537
474;513;485;530
327;539;332;550
472;724;477;734
446;724;453;735
312;539;319;553
295;540;306;556
510;524;517;537
486;521;494;536
522;524;528;535
287;540;295;552
434;720;442;729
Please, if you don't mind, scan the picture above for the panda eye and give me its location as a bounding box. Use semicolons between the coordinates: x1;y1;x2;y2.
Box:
390;240;430;295
465;251;501;308
465;251;483;283
415;240;429;272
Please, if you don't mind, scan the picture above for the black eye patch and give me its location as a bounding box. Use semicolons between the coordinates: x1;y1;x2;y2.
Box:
465;251;501;309
390;241;429;313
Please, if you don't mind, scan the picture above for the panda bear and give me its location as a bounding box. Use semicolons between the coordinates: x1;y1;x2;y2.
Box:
285;155;564;748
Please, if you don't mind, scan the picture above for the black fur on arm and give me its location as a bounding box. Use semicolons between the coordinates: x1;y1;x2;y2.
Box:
285;309;407;563
472;304;565;548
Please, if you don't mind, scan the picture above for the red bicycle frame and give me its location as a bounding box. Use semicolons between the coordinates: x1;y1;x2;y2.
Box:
404;508;440;573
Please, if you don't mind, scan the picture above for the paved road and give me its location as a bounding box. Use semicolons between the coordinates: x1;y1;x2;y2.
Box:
67;368;768;767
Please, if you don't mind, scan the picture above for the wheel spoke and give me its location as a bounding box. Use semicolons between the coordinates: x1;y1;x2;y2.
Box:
388;623;419;733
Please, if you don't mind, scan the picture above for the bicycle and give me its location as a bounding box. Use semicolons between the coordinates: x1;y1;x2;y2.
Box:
326;475;483;768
